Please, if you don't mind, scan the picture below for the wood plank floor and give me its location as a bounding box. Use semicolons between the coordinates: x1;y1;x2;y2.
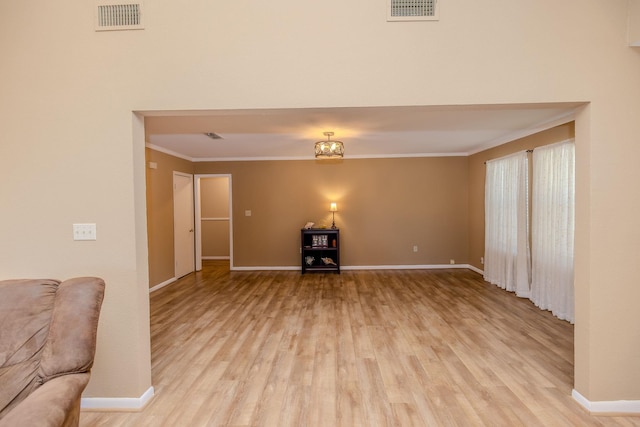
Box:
81;261;640;426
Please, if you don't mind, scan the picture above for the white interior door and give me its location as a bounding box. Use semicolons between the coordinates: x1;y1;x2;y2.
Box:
173;172;195;278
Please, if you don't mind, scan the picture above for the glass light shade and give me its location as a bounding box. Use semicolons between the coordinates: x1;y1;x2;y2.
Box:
315;132;344;158
314;141;344;158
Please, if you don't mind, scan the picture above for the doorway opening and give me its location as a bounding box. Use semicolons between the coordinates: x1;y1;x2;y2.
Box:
195;174;233;270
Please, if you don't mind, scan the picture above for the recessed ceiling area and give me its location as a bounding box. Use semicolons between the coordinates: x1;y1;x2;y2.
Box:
142;103;582;161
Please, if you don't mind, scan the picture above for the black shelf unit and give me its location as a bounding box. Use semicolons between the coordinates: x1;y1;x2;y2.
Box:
301;228;340;274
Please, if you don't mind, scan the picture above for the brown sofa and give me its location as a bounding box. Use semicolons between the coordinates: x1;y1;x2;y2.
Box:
0;277;105;427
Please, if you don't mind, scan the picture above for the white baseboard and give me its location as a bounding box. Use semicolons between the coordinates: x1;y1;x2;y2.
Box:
152;265;484;279
342;263;482;272
81;386;154;411
230;264;482;272
466;264;484;275
231;266;299;271
572;389;640;414
149;277;176;293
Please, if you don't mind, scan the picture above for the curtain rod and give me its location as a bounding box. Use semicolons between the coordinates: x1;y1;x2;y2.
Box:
484;149;533;164
484;138;574;164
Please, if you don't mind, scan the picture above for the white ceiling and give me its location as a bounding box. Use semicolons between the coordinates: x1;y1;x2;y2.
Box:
143;103;581;161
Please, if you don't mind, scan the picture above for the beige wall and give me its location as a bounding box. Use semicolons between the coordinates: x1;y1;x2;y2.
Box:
630;0;640;45
193;157;469;268
147;154;467;281
146;149;194;287
468;123;576;271
201;220;230;258
2;0;639;404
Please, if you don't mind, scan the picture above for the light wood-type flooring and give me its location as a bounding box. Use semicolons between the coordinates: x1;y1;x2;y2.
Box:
81;261;640;426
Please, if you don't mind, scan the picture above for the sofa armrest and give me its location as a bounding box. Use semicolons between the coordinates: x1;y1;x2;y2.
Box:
0;373;90;427
39;277;105;381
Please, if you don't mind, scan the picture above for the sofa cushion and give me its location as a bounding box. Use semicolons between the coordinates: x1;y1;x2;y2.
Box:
0;279;60;418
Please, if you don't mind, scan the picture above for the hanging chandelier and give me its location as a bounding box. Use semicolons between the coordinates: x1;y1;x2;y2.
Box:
314;132;344;159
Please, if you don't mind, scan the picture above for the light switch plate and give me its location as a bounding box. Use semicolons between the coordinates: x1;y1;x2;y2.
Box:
73;223;97;241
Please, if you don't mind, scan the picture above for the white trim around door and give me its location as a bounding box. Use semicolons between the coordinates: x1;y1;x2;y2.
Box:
194;174;233;270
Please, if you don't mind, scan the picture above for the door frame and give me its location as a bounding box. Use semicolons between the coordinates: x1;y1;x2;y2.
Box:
194;174;233;270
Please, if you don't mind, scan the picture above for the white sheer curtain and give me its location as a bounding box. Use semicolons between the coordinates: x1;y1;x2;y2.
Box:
530;140;575;323
484;151;531;297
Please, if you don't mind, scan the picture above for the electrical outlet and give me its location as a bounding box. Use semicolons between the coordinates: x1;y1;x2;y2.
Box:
413;245;418;252
450;259;455;265
480;256;484;265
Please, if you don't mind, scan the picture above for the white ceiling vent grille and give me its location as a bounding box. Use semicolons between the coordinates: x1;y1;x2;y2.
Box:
95;1;144;31
388;0;438;21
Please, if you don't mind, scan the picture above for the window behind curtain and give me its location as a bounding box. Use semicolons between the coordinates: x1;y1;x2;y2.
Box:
484;151;531;297
530;140;575;323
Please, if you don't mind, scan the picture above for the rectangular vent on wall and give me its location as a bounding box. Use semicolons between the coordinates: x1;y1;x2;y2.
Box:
388;0;438;21
95;2;144;31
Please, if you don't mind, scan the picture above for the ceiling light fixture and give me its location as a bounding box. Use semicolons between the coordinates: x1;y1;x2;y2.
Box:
314;132;344;159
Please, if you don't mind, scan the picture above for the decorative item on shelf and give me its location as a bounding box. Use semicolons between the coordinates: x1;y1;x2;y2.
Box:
303;222;315;230
315;132;344;159
305;256;315;266
321;257;337;265
312;234;329;247
330;202;337;229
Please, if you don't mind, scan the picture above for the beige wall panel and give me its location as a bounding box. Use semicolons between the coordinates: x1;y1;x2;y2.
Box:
201;177;230;218
629;0;640;45
201;220;230;258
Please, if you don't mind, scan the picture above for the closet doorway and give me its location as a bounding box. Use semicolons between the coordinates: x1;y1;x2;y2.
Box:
194;174;233;270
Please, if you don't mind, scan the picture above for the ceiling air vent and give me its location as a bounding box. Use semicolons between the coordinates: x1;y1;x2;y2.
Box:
388;0;438;21
95;1;144;31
